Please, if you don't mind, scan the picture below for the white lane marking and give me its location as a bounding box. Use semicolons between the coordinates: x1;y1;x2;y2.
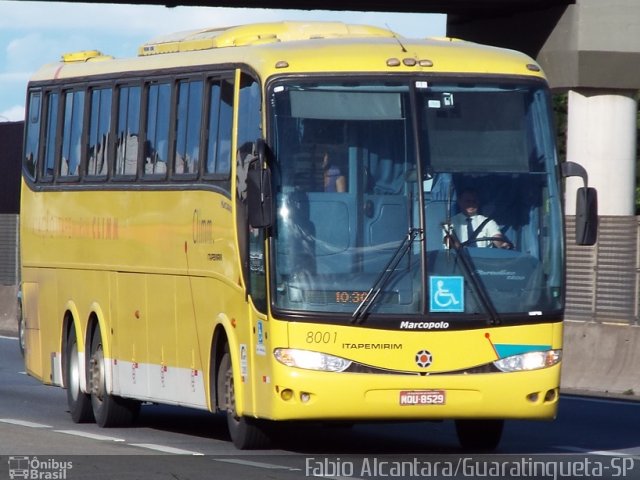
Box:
2;419;204;456
0;335;18;340
556;445;639;457
129;443;204;455
55;430;126;442
0;419;51;428
215;458;301;471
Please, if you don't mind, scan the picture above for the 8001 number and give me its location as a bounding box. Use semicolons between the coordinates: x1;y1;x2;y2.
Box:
306;331;338;344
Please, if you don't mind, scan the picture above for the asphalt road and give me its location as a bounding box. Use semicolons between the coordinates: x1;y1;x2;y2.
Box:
1;335;639;480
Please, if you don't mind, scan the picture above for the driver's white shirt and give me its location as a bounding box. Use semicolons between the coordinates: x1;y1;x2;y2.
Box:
451;213;501;247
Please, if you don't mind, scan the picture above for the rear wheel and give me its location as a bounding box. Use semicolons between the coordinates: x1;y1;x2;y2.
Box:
217;347;270;449
455;419;504;451
65;327;94;423
89;328;140;427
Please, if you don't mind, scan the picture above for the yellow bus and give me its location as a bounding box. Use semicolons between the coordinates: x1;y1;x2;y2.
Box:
20;21;597;450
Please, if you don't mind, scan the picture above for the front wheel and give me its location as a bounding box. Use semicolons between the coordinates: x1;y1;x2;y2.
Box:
455;419;504;451
89;328;140;427
217;348;271;449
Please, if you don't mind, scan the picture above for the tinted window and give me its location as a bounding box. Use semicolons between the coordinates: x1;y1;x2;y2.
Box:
144;82;171;177
24;91;41;179
60;90;85;177
237;75;261;152
87;87;112;178
174;79;203;175
43;92;59;180
115;85;141;177
205;78;234;176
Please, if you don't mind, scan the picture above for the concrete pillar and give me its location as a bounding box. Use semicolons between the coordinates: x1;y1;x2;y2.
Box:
565;89;638;216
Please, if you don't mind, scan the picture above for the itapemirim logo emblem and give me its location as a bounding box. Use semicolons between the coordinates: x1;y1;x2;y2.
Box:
415;349;433;368
8;456;73;479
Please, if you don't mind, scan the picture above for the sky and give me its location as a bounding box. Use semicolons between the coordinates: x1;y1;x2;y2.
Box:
0;1;446;122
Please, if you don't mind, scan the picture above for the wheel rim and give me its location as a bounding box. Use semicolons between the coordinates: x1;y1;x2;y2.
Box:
69;341;80;401
223;357;240;426
18;301;25;352
19;319;25;352
90;343;105;406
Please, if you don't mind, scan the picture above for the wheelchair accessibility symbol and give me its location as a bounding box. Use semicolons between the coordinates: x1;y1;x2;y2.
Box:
429;276;464;312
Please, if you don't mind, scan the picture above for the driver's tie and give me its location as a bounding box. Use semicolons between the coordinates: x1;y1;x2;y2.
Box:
466;217;475;247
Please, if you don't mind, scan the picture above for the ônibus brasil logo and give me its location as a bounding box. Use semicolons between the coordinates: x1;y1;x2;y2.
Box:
8;456;73;479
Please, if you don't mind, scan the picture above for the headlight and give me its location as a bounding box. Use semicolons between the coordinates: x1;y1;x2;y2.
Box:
274;348;352;372
493;349;562;372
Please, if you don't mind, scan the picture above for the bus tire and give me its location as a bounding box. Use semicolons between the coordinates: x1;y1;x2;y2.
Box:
65;327;94;423
455;419;504;451
17;296;25;357
89;328;140;427
217;348;270;449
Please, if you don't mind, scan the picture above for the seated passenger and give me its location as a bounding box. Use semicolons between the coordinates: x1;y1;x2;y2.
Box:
321;152;346;192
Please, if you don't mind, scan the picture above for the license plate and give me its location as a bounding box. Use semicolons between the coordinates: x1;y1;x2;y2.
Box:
399;390;446;405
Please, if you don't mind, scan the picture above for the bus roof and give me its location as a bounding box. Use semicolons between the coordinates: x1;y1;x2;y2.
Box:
29;21;545;84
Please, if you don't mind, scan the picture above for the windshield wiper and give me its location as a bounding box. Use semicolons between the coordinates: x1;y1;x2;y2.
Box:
443;225;501;325
351;228;422;324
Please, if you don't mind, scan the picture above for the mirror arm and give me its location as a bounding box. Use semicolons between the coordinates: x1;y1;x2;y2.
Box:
561;161;589;188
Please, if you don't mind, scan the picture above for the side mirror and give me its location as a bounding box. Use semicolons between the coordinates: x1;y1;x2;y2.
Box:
575;187;598;246
247;139;273;228
562;161;598;246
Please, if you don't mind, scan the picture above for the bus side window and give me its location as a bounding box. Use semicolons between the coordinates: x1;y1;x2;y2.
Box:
24;91;42;180
60;90;84;178
144;82;170;178
115;85;141;178
205;77;234;177
173;79;202;176
87;87;112;179
42;92;59;180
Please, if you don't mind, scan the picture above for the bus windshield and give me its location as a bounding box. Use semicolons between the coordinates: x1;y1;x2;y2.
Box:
268;78;563;323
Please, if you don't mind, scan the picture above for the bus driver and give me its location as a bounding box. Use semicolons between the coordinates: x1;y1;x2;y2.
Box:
445;188;511;249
